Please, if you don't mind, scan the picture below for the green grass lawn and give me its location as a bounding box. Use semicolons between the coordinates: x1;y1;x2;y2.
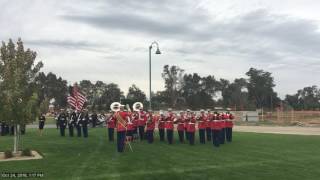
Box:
1;128;320;180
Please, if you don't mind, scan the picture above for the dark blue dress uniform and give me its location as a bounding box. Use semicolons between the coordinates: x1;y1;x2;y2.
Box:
81;113;89;138
75;112;82;137
58;113;67;136
69;112;77;137
91;113;98;128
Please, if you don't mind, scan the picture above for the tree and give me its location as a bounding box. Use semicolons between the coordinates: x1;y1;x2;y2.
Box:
125;84;147;108
100;83;123;111
161;65;184;107
246;68;279;109
35;72;68;110
285;85;320;110
0;38;43;153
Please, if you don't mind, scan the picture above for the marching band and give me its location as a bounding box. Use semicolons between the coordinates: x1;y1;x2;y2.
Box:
108;102;235;152
54;102;235;153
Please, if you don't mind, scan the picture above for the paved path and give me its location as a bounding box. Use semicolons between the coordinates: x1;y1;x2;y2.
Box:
234;126;320;136
26;124;320;136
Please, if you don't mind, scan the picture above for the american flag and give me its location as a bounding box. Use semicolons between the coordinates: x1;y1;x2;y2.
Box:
67;84;87;111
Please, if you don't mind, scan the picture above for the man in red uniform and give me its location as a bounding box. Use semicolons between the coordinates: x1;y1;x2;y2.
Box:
176;111;185;143
211;112;221;147
114;105;129;152
106;113;115;141
126;115;134;142
187;112;196;145
158;112;166;141
146;111;156;144
220;112;226;144
198;110;207;144
185;109;191;141
165;108;175;144
226;112;234;142
206;109;212;141
137;108;147;141
131;112;139;140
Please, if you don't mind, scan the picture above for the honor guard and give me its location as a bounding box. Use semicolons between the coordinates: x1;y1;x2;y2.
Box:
187;112;196;145
107;113;116;141
81;110;90;138
211;112;221;147
176;111;185;143
226;112;234;142
69;111;77;137
38;113;46;136
206;109;212;141
198;110;207;144
114;105;129;152
91;112;98;128
165;108;175;144
75;111;82;137
158;112;166;141
146;111;156;144
58;109;67;136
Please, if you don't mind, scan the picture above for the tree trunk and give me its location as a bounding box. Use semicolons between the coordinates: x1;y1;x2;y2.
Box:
13;124;20;154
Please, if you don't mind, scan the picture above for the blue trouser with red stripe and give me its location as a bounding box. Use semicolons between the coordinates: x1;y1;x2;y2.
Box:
212;129;220;147
166;129;173;144
199;129;206;144
117;131;126;152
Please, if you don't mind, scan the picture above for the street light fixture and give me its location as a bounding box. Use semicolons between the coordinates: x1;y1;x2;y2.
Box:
149;41;161;110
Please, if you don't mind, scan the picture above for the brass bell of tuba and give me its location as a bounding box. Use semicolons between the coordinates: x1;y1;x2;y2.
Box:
110;102;122;112
132;102;143;112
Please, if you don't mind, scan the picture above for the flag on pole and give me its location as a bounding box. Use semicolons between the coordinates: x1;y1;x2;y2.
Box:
67;84;87;111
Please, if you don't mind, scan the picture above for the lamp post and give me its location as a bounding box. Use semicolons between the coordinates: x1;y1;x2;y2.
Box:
149;41;161;110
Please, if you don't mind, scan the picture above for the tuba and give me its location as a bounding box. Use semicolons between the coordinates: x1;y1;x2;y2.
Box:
132;102;143;112
110;102;121;112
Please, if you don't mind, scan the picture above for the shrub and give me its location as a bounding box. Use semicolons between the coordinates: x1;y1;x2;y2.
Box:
4;150;13;159
21;148;32;156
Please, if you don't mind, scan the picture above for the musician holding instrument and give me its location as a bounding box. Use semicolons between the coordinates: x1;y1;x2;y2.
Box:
106;112;116;142
137;107;147;141
198;109;207;144
211;112;221;147
146;111;156;144
225;112;234;142
158;112;166;141
176;111;185;143
185;109;191;141
206;109;212;141
187;111;196;145
113;104;129;152
165;108;175;144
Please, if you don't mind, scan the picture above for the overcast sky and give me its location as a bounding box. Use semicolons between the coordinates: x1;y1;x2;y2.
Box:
1;0;320;98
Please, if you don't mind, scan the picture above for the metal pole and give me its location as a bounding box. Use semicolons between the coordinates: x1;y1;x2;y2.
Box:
149;46;152;110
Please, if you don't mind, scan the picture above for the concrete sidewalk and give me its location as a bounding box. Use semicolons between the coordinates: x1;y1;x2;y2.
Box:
234;126;320;136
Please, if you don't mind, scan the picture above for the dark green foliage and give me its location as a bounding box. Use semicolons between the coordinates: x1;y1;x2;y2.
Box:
21;148;32;156
4;150;13;159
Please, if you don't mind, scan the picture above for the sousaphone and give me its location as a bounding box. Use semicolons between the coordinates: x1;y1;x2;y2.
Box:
132;102;143;111
110;102;121;112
